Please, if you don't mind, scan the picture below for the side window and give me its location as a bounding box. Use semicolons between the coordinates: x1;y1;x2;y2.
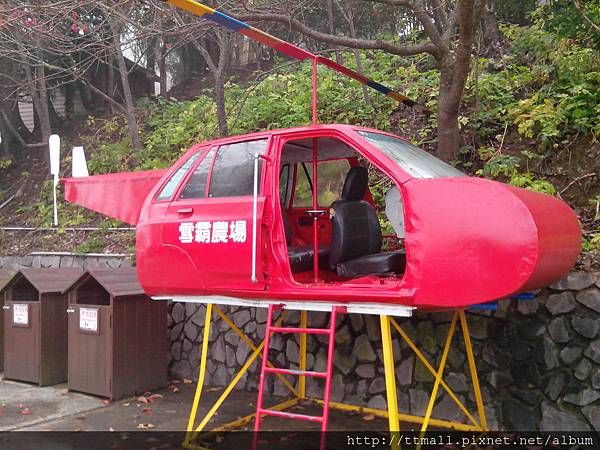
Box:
180;148;216;199
293;163;313;208
292;159;350;207
279;164;291;206
156;152;200;201
208;139;267;198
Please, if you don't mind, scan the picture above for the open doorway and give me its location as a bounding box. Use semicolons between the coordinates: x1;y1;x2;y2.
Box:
278;136;406;285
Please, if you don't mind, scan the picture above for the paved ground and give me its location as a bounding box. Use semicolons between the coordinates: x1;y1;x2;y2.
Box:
0;374;393;433
0;375;104;431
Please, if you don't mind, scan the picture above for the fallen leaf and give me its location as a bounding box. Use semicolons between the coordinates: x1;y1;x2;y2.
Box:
137;423;156;430
142;408;152;415
73;428;81;432
76;416;86;421
20;409;32;415
102;400;111;407
182;379;193;384
137;396;149;404
207;387;222;392
149;394;164;401
123;403;130;407
169;385;179;393
60;389;69;396
362;413;375;421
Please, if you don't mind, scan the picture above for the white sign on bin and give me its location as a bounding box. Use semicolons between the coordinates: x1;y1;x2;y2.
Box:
79;307;99;332
13;304;29;326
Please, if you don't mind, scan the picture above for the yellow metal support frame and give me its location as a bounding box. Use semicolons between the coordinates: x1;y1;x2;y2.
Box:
183;307;488;449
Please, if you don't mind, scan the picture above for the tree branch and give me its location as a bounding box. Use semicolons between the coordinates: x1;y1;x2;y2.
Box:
572;0;600;32
238;12;440;58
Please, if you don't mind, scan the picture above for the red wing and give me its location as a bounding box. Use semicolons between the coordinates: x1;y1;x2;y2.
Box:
62;170;166;226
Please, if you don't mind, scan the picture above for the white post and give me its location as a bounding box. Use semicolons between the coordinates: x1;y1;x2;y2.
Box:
49;134;60;227
251;153;260;283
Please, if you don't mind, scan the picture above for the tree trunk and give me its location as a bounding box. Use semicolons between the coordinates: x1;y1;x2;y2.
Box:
481;0;501;51
346;9;370;104
159;39;168;97
213;71;228;137
109;20;141;149
327;0;342;64
106;53;116;113
34;64;52;163
436;65;462;161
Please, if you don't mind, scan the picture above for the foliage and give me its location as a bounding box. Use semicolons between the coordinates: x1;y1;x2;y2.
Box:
0;158;12;171
74;236;105;254
476;147;556;195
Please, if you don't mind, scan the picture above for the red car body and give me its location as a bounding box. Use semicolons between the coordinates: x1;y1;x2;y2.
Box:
63;125;581;309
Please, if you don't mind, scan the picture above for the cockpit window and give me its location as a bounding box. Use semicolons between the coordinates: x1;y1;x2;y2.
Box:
357;131;465;179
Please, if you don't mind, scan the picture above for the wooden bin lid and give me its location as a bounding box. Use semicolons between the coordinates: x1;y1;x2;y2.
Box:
65;268;145;298
1;268;84;295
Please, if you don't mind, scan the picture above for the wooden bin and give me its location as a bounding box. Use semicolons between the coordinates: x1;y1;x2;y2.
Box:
0;268;83;385
0;269;15;371
65;268;167;399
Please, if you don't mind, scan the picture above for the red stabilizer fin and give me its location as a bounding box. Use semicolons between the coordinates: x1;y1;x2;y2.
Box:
61;170;166;226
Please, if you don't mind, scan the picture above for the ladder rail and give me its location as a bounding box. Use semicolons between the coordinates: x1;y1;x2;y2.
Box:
321;306;340;432
253;304;278;432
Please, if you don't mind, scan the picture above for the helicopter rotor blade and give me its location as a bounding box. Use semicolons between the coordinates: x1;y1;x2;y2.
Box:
166;0;428;112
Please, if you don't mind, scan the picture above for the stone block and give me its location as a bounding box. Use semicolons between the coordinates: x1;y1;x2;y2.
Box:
356;364;375;379
545;292;576;315
550;272;595;291
548;317;572;343
541;402;590;431
584;339;600;363
559;346;582;365
563;388;600;406
233;310;251;328
367;395;387;410
574;358;592;381
571;315;600;339
576;288;600;314
171;302;185;324
353;334;377;362
582;406;600;431
396;356;414;386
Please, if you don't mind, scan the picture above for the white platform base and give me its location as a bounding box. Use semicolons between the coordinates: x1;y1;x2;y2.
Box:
153;295;413;317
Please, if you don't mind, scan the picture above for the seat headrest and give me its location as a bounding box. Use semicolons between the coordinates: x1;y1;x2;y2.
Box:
341;167;369;201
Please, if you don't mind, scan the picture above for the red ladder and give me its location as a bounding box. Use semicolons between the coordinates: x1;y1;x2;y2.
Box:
254;305;344;434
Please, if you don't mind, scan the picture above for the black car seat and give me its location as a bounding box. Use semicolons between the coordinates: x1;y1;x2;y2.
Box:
329;166;405;277
282;206;330;273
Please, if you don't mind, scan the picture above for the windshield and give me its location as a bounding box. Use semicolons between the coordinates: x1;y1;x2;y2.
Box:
357;131;465;179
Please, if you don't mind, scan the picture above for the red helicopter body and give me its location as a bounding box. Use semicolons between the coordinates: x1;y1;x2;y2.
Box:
63;124;581;309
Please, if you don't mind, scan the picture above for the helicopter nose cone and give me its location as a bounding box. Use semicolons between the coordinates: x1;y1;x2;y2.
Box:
401;177;581;308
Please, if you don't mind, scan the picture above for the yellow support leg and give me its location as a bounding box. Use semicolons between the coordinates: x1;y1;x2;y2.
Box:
380;315;400;436
299;310;308;399
420;312;457;434
459;310;488;431
390;317;481;429
184;304;213;448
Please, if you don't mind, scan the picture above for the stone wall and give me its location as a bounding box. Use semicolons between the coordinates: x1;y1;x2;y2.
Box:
2;254;598;431
0;254;132;270
168;272;600;432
